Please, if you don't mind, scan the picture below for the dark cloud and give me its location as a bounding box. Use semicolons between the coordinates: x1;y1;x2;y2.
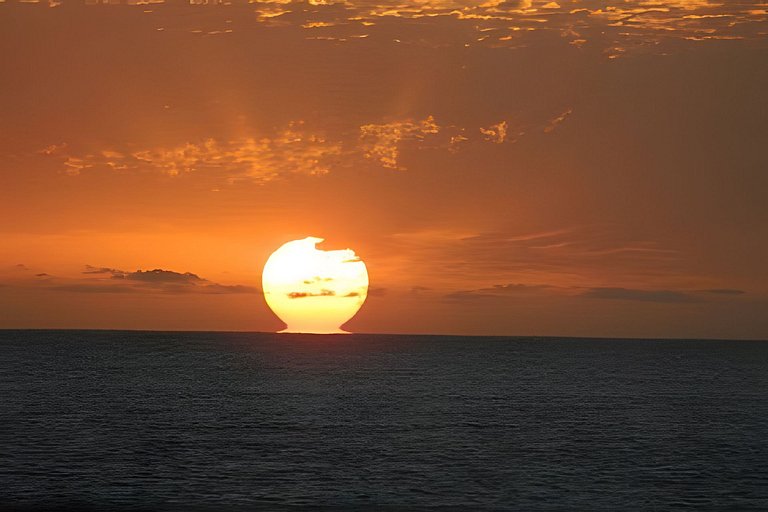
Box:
287;289;336;299
344;291;361;297
367;287;387;297
124;269;204;284
700;289;747;296
2;265;258;295
488;284;552;293
303;276;334;284
444;283;553;301
581;287;699;304
444;290;494;301
83;266;124;276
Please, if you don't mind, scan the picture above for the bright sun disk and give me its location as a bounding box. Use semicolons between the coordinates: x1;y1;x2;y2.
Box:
261;237;369;334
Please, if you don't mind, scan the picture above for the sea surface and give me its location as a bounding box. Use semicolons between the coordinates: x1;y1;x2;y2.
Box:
1;330;767;511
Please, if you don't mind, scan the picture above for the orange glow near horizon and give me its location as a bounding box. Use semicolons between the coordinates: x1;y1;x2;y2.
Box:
261;237;369;334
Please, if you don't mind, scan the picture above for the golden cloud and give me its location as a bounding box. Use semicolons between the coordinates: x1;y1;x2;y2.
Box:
46;122;343;182
359;116;440;169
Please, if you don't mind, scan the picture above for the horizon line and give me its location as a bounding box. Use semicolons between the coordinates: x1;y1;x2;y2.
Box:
0;328;765;343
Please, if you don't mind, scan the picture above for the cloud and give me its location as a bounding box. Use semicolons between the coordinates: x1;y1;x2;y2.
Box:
699;289;747;295
2;265;258;295
367;286;387;297
287;289;336;298
12;0;764;61
444;283;553;300
580;287;699;303
43;122;342;183
386;225;687;292
359;116;440;169
46;115;508;180
303;276;335;284
83;265;122;275
245;0;765;56
479;121;508;144
40;107;590;181
444;282;748;304
124;269;204;284
38;143;67;156
543;108;573;133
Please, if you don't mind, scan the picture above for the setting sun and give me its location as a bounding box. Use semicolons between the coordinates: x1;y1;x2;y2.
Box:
261;237;369;334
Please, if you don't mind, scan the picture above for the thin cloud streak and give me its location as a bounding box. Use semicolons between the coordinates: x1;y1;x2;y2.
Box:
581;287;700;303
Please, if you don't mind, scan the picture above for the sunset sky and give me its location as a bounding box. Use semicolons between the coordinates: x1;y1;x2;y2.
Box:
1;0;766;338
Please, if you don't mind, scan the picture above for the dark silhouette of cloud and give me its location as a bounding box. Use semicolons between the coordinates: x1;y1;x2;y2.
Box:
444;284;750;304
445;283;553;300
410;286;431;295
3;265;258;295
287;289;336;299
700;289;747;296
581;287;699;303
303;276;334;284
124;269;204;284
367;287;387;297
82;266;124;276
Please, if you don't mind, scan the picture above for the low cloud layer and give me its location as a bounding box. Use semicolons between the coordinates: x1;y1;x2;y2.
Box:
443;282;749;304
1;265;258;295
580;287;700;303
445;283;553;301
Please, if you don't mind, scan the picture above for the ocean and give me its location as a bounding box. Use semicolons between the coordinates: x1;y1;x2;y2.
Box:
1;330;767;510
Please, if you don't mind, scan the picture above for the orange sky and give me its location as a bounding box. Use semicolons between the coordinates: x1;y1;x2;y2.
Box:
1;0;767;338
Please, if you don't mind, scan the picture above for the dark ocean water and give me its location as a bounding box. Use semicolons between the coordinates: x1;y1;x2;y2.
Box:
1;331;767;511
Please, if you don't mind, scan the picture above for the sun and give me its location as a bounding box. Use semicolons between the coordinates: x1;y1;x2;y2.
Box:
261;237;369;334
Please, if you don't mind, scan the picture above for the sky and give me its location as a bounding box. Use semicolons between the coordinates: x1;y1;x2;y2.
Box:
0;0;766;338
